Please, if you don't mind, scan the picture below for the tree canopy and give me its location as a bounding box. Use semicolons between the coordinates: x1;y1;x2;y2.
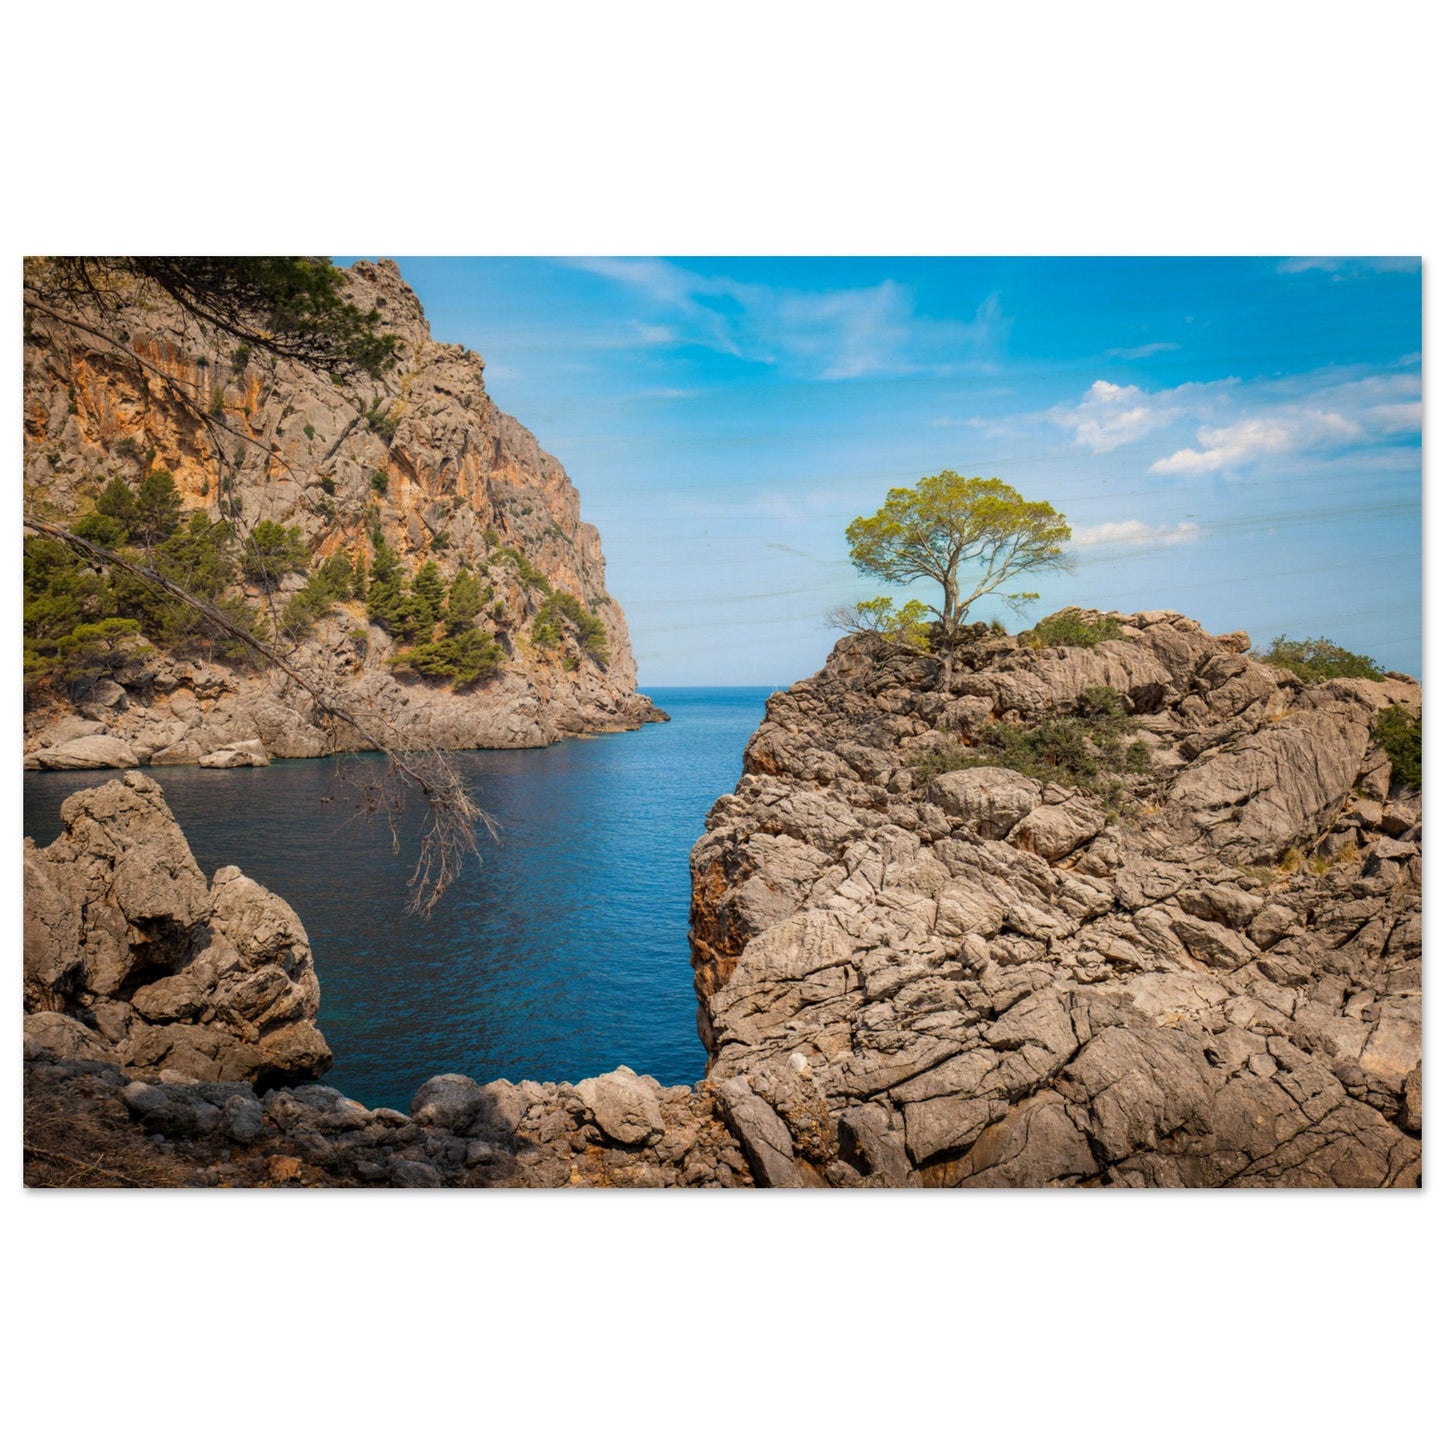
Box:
844;472;1072;650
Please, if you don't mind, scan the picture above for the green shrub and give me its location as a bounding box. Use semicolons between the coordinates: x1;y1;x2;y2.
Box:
530;589;609;665
1024;609;1123;649
1372;706;1422;790
491;546;551;595
370;469;388;496
911;697;1151;799
241;520;310;589
392;629;504;689
1254;635;1384;682
132;469;183;545
364;397;399;442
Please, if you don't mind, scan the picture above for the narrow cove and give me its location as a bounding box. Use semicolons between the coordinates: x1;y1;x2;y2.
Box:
22;687;773;1112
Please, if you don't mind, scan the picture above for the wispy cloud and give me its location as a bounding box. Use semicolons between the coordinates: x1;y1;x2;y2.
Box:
1150;412;1358;474
1278;256;1421;275
564;257;1006;380
1104;341;1180;360
1073;519;1204;548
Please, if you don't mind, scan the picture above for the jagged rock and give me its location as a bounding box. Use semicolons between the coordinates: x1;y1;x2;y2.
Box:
927;768;1042;839
690;617;1421;1188
23;772;331;1087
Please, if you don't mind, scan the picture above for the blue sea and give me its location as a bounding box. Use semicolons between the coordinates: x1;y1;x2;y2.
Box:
22;686;774;1112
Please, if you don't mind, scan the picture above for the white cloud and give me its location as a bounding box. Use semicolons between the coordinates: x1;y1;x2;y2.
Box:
1151;409;1364;475
1073;519;1204;548
1049;379;1176;453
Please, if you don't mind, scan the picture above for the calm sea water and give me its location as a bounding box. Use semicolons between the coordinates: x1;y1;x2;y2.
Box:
22;686;773;1111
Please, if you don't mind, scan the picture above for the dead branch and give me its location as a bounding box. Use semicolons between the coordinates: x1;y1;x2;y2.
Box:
23;517;496;916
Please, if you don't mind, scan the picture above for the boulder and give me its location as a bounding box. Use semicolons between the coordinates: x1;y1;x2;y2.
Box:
30;734;139;770
199;738;270;768
576;1066;664;1146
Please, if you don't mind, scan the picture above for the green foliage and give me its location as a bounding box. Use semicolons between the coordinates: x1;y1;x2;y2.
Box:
154;513;235;599
400;560;448;642
1372;706;1422;790
366;539;411;636
831;596;932;651
1024;609;1123;649
230;344;251;372
55;618;151;687
845;472;1071;640
241;520;311;588
365;397;400;442
95;475;138;537
132;468;183;545
72;510;129;548
1255;635;1384;683
912;688;1148;798
318;475;336;495
445;569;487;632
483;528;500;549
23;537;106;661
530;590;609;665
370;468;389;496
316;551;355;601
490;546;551;595
391;629;505;690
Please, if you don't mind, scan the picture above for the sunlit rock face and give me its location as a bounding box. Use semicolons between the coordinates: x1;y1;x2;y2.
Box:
24;257;662;767
689;613;1421;1187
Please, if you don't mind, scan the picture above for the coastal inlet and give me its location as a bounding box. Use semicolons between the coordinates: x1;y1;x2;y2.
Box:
23;687;774;1112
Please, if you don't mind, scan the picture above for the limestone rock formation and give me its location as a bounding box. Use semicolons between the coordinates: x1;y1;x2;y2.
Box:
24;771;331;1086
24;258;663;766
689;612;1422;1187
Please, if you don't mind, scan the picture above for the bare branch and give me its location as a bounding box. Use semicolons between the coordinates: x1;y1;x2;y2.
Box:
24;517;495;917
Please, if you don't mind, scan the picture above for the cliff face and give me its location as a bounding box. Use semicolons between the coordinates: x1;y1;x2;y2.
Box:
23;258;661;763
689;612;1422;1187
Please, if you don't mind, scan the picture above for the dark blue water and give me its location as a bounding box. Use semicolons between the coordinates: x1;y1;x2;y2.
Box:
22;686;772;1111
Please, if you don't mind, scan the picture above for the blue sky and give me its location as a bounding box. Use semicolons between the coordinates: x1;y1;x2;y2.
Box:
344;257;1422;687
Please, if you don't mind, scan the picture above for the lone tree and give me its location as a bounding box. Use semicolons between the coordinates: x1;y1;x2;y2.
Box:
843;471;1072;678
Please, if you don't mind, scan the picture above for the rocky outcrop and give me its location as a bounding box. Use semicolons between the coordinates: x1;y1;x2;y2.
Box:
689;611;1422;1187
24;771;331;1087
24;258;663;766
22;1057;753;1189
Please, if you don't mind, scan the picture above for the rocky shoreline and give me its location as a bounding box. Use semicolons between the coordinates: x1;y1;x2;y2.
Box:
23;610;1422;1187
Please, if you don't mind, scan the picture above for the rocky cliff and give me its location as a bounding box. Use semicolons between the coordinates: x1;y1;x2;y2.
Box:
23;258;661;765
688;611;1422;1186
